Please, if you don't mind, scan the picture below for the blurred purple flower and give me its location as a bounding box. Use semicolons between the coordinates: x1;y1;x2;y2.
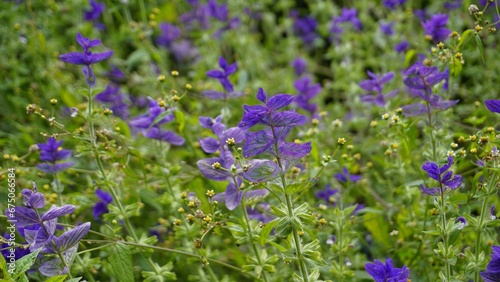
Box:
395;41;409;53
93;188;113;220
334;166;361;183
330;8;362;42
37;138;74;173
83;0;104;22
292;57;307;76
157;23;181;48
443;0;463;9
95;84;129;119
294;76;321;114
359;71;397;107
383;0;406;9
414;9;428;22
402;62;457;116
59;33;113;87
247;203;274;223
170;40;200;63
129;98;184;146
420;156;462;195
481;246;500;282
380;22;395;36
315;184;338;204
105;65;126;84
422;13;451;42
365;258;410;282
293;15;318;46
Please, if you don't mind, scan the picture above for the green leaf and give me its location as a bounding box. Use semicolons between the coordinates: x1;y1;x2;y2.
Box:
259;219;278;246
65;278;83;282
174;110;185;132
457;29;473;50
475;34;485;63
286;179;317;195
0;253;11;280
450;57;462;77
44;275;68;282
126;49;151;70
140;189;163;213
109;243;134;282
13;248;41;279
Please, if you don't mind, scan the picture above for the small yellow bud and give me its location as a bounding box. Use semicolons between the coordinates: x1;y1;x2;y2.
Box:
188;201;196;208
103;108;113;115
346;145;354;150
332;119;342;127
470;148;477;154
3;154;10;160
337;137;346;145
389;230;399;236
204;215;212;223
178;207;185;213
370;120;378;127
226;138;235;146
450;142;458;148
475;25;483;32
311;118;319;126
458;136;465;143
174;219;182;226
382;113;389;120
186;214;195;222
185;83;192;90
212;162;222;169
171;70;179;77
206;190;215;198
180;192;187;199
437;42;444;49
469;135;477;142
172;95;180;102
50;98;58;105
157;75;166;82
318;218;327;225
298;230;304;236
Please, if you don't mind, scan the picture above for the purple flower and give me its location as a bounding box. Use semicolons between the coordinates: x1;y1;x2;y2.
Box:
481;246;500;282
293;15;318;46
330;8;362;42
203;56;242;99
1;232;31;262
422;13;451;43
83;0;104;22
334;167;361;183
292;57;307;77
383;0;406;9
394;41;409;53
95;84;129;119
208;0;228;21
414;9;428;22
238;88;311;168
37;138;74;173
485;100;500;113
59;33;113;87
402;62;457;116
294;76;321;114
359;71;398;107
157;22;181;48
315;184;338;204
247;203;274;223
420;156;462;195
214;181;269;211
105;65;126;84
129;98;185;146
443;0;463;10
170;40;200;63
93;189;113;219
365;258;410;282
380;22;395;36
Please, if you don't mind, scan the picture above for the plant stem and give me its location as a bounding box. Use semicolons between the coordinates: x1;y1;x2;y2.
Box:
474;195;488;282
85;87;161;276
241;200;270;282
440;187;451;281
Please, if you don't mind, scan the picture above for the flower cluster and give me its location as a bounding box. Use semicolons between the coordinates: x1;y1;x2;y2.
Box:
196;115;268;210
37;138;74;174
292;12;318;46
59;33;113;87
402;61;457;116
359;71;398;107
481;246;500;281
365;258;410;282
5;183;90;277
129;98;185;146
420;156;462;195
238;88;311;170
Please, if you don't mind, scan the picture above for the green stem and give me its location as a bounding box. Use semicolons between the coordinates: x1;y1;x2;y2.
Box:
338;218;344;282
54;174;96;282
474;195;489;282
85;87;160;276
83;239;262;281
440;187;451;281
241;200;270;282
268;121;309;282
